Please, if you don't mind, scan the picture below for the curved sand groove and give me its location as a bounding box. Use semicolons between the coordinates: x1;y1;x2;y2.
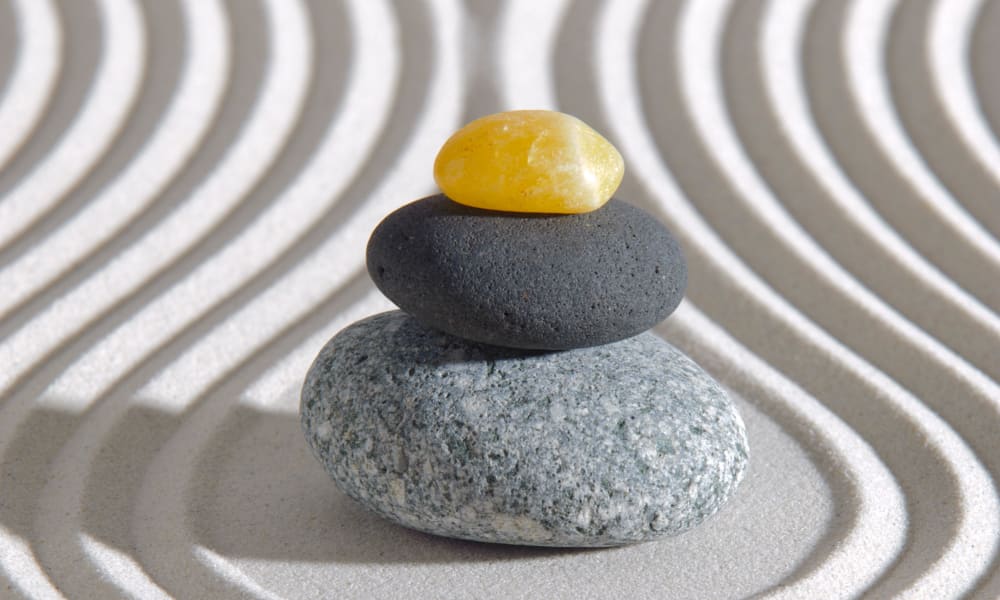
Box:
0;7;353;575
0;0;61;172
834;0;1000;310
29;0;313;596
137;284;385;598
719;8;1000;584
0;0;94;210
0;0;148;594
1;0;380;596
37;0;442;592
749;0;1000;383
129;2;461;593
922;0;1000;237
683;0;1000;594
79;274;373;600
4;0;336;596
883;0;1000;241
686;0;1000;592
38;0;399;418
0;0;999;596
128;0;456;412
0;0;183;279
0;0;357;405
969;0;1000;146
660;305;905;599
599;0;998;595
0;0;231;340
0;0;145;251
0;0;326;347
0;2;300;337
690;0;1000;422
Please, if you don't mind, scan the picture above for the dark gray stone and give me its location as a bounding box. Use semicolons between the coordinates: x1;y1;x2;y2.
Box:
300;311;748;547
366;195;686;349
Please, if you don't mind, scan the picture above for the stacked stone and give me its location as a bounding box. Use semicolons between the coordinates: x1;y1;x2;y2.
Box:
301;111;749;547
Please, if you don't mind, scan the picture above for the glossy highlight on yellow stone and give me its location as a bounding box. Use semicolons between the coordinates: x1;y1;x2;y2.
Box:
433;110;625;214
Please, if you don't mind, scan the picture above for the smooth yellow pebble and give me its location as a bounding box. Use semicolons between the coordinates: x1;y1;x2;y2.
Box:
433;110;624;214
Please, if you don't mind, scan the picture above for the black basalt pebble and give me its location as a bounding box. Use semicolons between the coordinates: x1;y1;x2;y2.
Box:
365;195;687;350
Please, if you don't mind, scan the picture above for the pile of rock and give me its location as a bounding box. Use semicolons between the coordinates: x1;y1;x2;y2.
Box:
301;111;748;547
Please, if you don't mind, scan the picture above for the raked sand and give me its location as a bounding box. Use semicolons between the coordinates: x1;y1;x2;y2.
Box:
0;0;998;598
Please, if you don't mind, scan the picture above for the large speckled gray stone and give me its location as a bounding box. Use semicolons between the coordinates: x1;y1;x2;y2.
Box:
366;195;686;350
301;311;748;547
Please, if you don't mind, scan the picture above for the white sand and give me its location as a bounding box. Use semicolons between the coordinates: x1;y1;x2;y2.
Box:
0;0;997;597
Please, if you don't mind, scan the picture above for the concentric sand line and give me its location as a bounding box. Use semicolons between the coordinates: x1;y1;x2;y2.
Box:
659;304;906;599
0;0;145;251
31;0;309;595
836;0;1000;310
1;0;998;596
969;0;1000;149
751;0;1000;383
682;0;1000;591
0;0;60;174
131;1;461;593
923;0;1000;236
0;0;231;337
599;0;998;595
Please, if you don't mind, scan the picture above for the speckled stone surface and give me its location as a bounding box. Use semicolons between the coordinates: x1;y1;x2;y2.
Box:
365;195;686;350
300;311;748;547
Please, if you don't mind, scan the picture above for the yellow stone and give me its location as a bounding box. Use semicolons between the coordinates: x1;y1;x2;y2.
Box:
433;110;624;214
